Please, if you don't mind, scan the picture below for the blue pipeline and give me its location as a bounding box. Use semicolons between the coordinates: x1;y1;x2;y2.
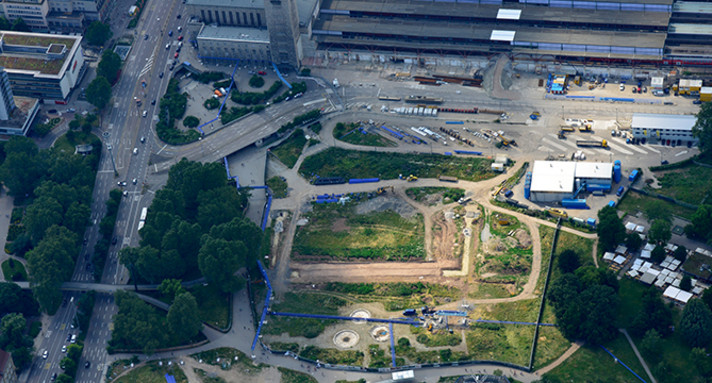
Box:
251;261;273;352
445;121;464;124
261;193;272;231
196;60;240;134
272;62;292;89
599;345;647;383
390;322;397;368
475;319;556;326
224;157;232;179
270;312;420;326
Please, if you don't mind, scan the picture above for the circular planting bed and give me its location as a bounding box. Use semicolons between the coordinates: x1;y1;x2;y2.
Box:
370;325;390;342
333;329;360;348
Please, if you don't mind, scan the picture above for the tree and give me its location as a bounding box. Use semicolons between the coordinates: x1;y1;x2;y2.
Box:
27;225;78;313
0;137;47;200
651;245;666;264
702;288;712;311
198;236;248;293
86;76;112;110
648;219;671;244
11;17;29;32
97;50;122;84
692;347;712;377
158;279;185;303
557;249;580;274
110;291;166;354
693;102;712;159
685;205;712;243
24;195;63;244
85;21;112;46
672;245;687;262
597;206;626;251
60;357;77;378
679;298;712;348
640;329;662;365
631;288;673;337
0;313;27;349
0;17;10;30
183;116;200;128
167;292;202;342
680;275;692;291
0;282;39;317
56;374;73;383
249;75;265;88
625;232;643;252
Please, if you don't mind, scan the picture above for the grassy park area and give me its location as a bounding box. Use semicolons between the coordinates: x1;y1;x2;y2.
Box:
1;259;27;281
293;201;425;260
113;362;188;383
618;191;696;220
271;129;307;168
262;292;347;338
322;281;460;311
300;147;494;182
333;122;396;147
650;162;712;205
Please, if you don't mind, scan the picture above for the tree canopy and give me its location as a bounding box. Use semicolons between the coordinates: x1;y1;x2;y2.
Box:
597;206;626;252
557;249;580;274
85;21;112;46
693;102;712;159
685;205;712;244
679;298;712;348
86;76;112;110
97;50;122;84
167;292;202;342
631;287;673;337
648;219;672;244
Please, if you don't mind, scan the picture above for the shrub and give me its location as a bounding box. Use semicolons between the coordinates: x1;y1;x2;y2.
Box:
196;71;227;84
249;75;265;88
183;116;200;128
204;98;220;110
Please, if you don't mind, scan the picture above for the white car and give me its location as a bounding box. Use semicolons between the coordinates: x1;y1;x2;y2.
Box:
133;148;138;155
61;345;67;353
142;110;148;117
619;84;625;91
42;350;48;359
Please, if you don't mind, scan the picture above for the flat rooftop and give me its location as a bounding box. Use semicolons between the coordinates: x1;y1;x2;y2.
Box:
673;1;712;14
632;113;697;131
530;161;576;194
0;31;81;77
575;162;613;179
186;0;264;8
198;24;270;43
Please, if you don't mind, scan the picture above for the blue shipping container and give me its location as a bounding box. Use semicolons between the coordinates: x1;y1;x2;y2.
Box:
586;218;597;227
628;169;639;182
348;178;380;184
561;199;588;209
608;200;616;207
454;150;483;155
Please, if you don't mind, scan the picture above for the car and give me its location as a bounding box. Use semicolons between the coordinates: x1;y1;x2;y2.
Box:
133;148;139;155
106;144;112;150
616;186;624;197
48;108;58;114
43;350;48;359
111;236;118;245
151;99;156;105
177;14;182;19
117;181;127;187
62;345;67;353
169;64;175;71
176;46;181;53
642;86;647;93
140;136;146;143
51;372;57;381
165;43;170;50
159;71;164;78
294;92;303;98
142;110;148;117
85;361;91;369
66;334;72;342
619;84;625;91
68;108;76;113
177;35;183;41
693;100;702;104
168;30;173;37
122;190;128;196
132;178;138;185
258;70;267;75
178;26;182;32
70;334;76;343
144;34;149;40
632;88;637;94
174;52;179;58
284;96;291;101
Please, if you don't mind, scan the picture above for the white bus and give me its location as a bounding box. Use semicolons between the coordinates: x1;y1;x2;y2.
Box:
139;207;148;221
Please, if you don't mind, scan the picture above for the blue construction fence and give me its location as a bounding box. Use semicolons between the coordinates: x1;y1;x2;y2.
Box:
196;61;240;134
251;261;273;353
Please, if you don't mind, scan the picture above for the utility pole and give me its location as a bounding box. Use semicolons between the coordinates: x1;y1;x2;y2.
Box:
107;144;118;177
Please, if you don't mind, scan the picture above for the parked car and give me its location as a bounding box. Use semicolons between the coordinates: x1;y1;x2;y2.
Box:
85;361;91;369
168;30;173;37
616;186;624;196
693;100;702;104
174;52;179;58
177;35;183;41
43;350;48;359
159;72;164;78
144;34;149;40
258;70;267;75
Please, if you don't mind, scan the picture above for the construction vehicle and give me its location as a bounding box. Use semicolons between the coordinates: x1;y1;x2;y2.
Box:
548;208;568;219
578;123;592;132
576;139;608;148
406;175;418;182
376;186;393;194
560;125;575;132
557;130;567;139
530;111;541;120
499;134;516;146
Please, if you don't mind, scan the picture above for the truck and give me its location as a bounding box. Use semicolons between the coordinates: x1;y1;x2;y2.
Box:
576;139;608;148
628;169;639;182
548;208;568;219
139;207;148;221
405;95;444;104
560;125;575;132
438;175;458;183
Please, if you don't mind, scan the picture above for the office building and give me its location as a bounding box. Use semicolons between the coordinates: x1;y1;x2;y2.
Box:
631;113;698;146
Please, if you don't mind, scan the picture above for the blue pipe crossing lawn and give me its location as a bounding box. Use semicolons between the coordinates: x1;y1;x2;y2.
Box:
196;60;241;134
599;345;648;383
445;121;464;124
474;319;556;326
390;323;397;368
252;261;273;353
261;193;272;231
269;312;421;326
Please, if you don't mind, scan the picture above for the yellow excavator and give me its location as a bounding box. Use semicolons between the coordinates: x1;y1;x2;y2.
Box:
406;175;418;182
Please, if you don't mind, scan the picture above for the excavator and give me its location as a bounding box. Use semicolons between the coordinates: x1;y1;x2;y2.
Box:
406;175;418;182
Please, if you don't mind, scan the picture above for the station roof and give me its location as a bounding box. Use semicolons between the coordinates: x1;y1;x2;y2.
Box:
575;162;612;179
186;0;264;9
669;23;712;35
322;0;671;27
530;161;576;194
631;113;697;131
197;24;269;43
673;1;712;14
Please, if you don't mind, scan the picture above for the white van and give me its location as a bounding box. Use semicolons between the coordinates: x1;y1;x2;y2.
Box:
70;334;77;343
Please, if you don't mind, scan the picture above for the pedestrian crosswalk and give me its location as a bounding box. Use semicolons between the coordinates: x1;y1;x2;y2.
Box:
542;133;668;158
139;54;154;77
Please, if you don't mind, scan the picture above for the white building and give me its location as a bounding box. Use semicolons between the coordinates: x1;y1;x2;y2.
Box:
196;24;271;62
528;160;613;202
631;113;698;146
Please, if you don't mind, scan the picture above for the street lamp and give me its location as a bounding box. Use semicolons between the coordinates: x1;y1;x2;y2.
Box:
107;144;118;177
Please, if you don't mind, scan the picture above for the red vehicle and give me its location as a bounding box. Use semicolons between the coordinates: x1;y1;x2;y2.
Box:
177;35;183;41
258;70;267;75
174;52;179;58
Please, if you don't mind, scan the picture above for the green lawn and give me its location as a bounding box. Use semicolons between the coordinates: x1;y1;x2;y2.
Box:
190;347;265;372
618;190;696;220
533;325;571;370
542;335;649;383
279;367;318;383
114;362;188;383
271;129;307;168
333;122;397;147
466;324;534;366
293;201;425;260
54;131;101;154
322;281;459;311
262;292;346;338
266;176;288;198
651;162;712;205
300;147;495;182
299;345;365;365
190;284;231;330
1;259;27;281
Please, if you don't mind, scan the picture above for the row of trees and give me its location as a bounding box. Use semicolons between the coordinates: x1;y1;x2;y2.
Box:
86;50;122;110
0;282;40;370
0;137;100;313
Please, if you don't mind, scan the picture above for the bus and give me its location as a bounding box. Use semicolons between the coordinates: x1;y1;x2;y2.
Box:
378;95;401;101
137;221;145;231
139;207;148;221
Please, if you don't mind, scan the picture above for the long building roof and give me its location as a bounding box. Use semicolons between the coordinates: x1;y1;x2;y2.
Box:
631;113;697;130
530;161;576;194
0;31;81;78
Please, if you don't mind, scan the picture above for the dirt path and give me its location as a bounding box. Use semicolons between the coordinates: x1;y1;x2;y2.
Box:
536;341;582;375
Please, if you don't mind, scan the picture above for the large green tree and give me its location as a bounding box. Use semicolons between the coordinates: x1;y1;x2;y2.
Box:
85;21;112;46
693;102;712;159
640;329;663;365
24;195;63;244
198;237;248;292
109;291;166;354
679;298;712;348
631;287;673;337
686;205;712;244
167;292;202;342
648;219;672;244
86;76;112;110
0;137;47;200
0;282;39;317
157;279;185;303
597;206;626;251
26;225;78;313
97;50;122;84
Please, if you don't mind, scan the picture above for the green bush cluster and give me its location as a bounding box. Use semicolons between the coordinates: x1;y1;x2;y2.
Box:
196;71;228;84
278;109;321;134
204;98;220;110
231;81;282;105
273;82;307;103
213;79;232;89
156;79;200;145
249;75;265;88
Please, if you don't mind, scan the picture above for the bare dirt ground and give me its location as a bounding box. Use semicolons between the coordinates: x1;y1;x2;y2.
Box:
289;260;460;284
431;210;461;260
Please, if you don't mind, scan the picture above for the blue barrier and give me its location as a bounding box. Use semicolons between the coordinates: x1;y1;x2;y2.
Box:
165;374;177;383
251;185;268;190
261;193;272;231
197;60;240;134
390;323;397;368
272;62;292;89
381;126;404;139
270;311;420;326
454;150;483;155
565;95;595;99
314;198;339;204
224;157;232;179
600;345;647;383
445;121;464;125
599;97;635;103
475;319;556;326
252;261;272;352
348;178;379;184
444;152;453;156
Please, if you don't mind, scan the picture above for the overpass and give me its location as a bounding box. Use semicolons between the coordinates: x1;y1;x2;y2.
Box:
13;277;205;294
